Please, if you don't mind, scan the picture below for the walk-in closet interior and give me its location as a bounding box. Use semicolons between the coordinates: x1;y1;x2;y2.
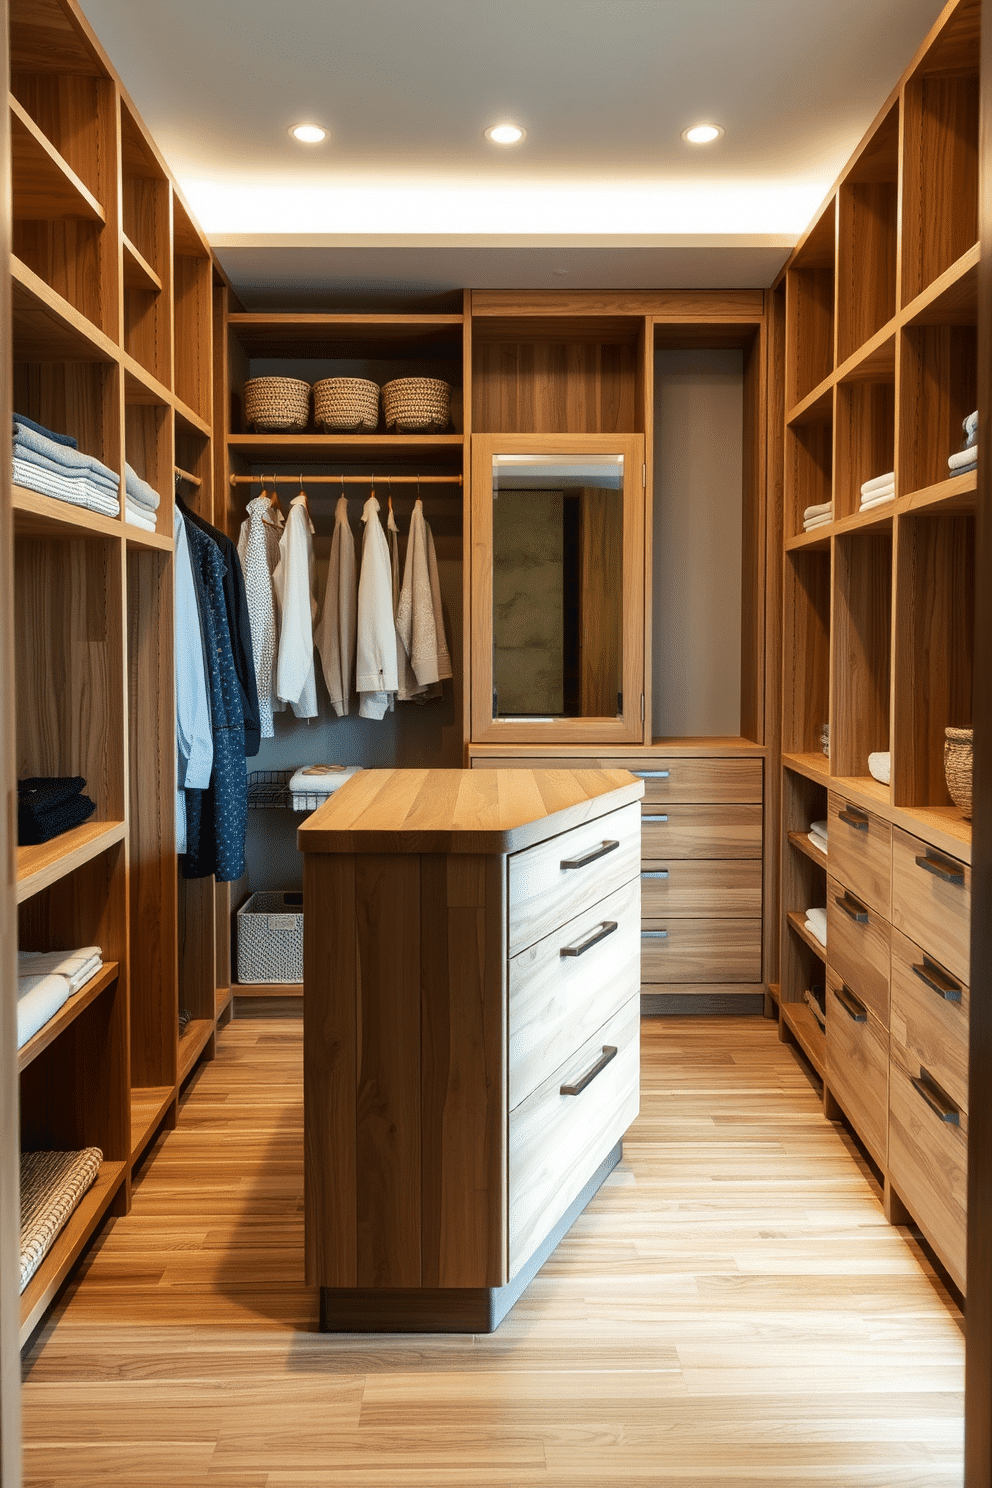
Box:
0;0;989;1482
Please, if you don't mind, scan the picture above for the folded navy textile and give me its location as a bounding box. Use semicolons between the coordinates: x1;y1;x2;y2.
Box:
17;777;96;845
12;413;77;449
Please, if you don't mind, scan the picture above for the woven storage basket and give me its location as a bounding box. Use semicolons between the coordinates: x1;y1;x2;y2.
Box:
944;726;973;818
243;376;311;432
237;890;303;984
381;377;451;432
313;377;380;432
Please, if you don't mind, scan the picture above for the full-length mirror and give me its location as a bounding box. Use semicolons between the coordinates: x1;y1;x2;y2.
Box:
491;453;624;719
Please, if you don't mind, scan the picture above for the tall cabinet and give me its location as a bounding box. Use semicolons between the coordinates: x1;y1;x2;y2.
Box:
775;0;978;1292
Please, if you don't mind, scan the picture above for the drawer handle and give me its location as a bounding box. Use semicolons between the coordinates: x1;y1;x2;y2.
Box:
835;892;869;924
914;851;965;886
632;770;670;778
838;806;869;832
641;930;668;939
561;1045;618;1098
643;814;669;822
911;958;962;1003
641;870;669;879
910;1067;960;1125
560;839;619;871
833;984;867;1022
561;920;618;958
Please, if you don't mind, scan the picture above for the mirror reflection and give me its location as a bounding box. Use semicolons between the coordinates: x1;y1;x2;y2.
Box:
492;454;624;719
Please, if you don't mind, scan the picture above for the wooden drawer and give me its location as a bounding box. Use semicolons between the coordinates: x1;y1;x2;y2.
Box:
825;965;888;1169
641;804;763;860
889;926;968;1116
507;802;640;957
641;859;762;919
826;874;890;1026
891;828;970;984
827;793;891;917
509;876;640;1111
508;996;639;1279
470;756;762;805
640;918;762;984
888;1043;967;1292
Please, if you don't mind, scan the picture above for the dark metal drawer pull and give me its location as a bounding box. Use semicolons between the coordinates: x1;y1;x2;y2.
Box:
561;920;618;958
641;870;669;879
643;814;668;822
633;770;670;778
833;984;867;1022
561;1045;618;1097
641;930;668;939
838;806;869;832
914;851;965;886
910;1068;960;1125
560;839;619;871
835;893;869;924
911;958;962;1003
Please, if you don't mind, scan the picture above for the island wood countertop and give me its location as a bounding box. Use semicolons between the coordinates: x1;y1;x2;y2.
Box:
296;767;644;856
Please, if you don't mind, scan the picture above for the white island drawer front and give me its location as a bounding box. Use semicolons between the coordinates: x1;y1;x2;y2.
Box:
509;875;641;1111
508;996;639;1279
507;802;641;957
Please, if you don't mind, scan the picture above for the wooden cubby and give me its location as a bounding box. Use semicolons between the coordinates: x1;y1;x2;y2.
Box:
172;194;213;425
785;403;832;537
785;201;835;410
779;765;829;1073
120;99;170;388
836;105;899;364
898;320;976;498
783;548;830;760
834;357;895;520
831;532;892;781
124;396;171;538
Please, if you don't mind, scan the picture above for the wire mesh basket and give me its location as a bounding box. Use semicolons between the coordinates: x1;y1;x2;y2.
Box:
246;770;292;810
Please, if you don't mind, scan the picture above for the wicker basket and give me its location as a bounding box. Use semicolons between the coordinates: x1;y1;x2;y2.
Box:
237;890;303;984
243;376;311;432
944;726;973;818
313;377;380;432
381;377;451;432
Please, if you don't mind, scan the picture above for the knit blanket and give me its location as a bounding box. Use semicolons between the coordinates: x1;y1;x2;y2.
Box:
20;1148;102;1292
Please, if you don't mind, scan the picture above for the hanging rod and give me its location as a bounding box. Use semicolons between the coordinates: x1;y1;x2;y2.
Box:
175;465;202;489
229;472;462;487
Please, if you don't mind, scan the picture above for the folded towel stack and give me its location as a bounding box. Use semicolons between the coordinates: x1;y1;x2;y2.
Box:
803;501;832;532
124;462;161;532
949;445;977;476
860;470;895;510
288;763;363;811
808;819;828;854
805;906;827;948
868;750;890;785
17;776;96;846
16;945;103;1049
12;417;120;519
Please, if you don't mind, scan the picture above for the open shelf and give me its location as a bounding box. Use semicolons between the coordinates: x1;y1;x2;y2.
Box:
785;199;836;407
232;981;303;998
783;548;831;757
788;829;828;867
9;95;103;223
11;255;116;362
16;821;126;904
174;397;211;439
832;531;892;778
780;1000;826;1079
228;312;464;355
17;961;119;1073
227;431;465;465
11;484;122;540
834;358;895;521
178;1019;214;1083
130;1087;174;1163
903;242;979;327
787;910;827;962
785;410;833;539
899;321;976;497
837;103;898;363
472;316;643;434
18;1158;127;1345
122;233;160;293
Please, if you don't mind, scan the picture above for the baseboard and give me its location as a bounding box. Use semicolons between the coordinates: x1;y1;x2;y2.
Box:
641;990;766;1017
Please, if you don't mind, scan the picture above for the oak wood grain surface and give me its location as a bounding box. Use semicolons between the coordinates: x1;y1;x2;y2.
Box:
18;1012;964;1485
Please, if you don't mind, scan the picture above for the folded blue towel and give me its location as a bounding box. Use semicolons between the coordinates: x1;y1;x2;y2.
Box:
13;438;119;496
13;422;120;489
12;413;77;449
124;462;161;511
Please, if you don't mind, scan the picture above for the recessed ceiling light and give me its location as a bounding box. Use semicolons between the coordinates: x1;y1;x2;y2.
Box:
486;123;526;145
289;123;328;144
682;124;724;145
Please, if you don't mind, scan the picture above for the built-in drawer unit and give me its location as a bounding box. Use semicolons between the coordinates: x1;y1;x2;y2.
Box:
891;829;970;985
624;759;762;805
825;965;888;1169
640;918;762;984
508;995;640;1279
826;875;891;1025
509;876;640;1110
827;794;891;917
888;1041;967;1292
508;802;641;957
640;859;762;919
889;927;968;1119
640;804;763;861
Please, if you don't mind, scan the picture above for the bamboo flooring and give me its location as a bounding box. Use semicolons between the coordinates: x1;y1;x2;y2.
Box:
20;1015;963;1486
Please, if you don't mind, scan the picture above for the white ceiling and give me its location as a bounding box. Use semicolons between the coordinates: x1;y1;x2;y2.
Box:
79;0;950;304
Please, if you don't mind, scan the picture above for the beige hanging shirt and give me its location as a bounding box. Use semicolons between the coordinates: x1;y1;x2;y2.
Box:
315;495;357;718
396;497;452;689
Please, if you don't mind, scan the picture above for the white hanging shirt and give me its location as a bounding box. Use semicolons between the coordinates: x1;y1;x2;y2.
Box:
236;496;281;738
315;495;358;718
174;504;213;854
396;498;452;689
356;495;398;720
387;504;426;702
273;493;318;719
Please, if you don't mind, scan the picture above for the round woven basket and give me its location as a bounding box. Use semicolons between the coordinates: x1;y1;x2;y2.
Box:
313;377;380;432
381;377;451;432
243;376;311;432
944;726;973;818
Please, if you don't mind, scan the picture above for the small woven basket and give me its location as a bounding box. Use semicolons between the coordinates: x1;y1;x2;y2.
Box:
381;377;451;432
243;376;311;432
313;377;380;432
944;726;973;818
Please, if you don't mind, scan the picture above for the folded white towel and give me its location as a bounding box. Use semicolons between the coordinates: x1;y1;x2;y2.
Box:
16;975;70;1049
949;446;978;472
860;490;894;510
868;751;890;785
809;819;828;841
803;502;832;520
19;946;102;995
807;831;827;854
13;458;120;517
125;503;157;532
288;764;363;798
861;471;895;497
803;513;831;531
804;907;827;948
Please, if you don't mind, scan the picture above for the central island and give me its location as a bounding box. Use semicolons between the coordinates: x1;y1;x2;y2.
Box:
298;767;643;1332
